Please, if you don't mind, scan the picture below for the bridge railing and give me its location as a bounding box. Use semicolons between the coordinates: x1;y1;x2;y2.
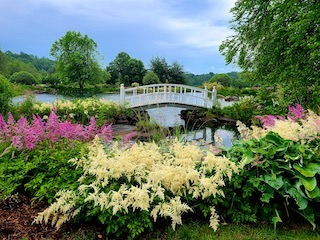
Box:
120;83;216;109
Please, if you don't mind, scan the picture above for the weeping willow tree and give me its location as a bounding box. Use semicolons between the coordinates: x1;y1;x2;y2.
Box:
220;0;320;108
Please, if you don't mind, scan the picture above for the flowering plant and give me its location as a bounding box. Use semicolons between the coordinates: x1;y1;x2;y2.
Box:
34;138;239;238
0;110;112;150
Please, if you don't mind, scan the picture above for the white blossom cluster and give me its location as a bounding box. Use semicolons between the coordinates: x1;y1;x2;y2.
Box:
34;137;240;231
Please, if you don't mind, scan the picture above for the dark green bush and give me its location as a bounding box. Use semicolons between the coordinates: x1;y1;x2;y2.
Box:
10;71;38;85
0;140;87;203
142;71;161;85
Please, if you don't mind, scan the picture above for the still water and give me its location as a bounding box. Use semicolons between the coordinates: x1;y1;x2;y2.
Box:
13;93;238;147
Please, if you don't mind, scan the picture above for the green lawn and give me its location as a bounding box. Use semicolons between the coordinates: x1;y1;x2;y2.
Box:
65;221;320;240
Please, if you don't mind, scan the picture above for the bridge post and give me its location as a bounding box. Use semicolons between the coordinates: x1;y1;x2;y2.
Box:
204;86;208;98
120;84;125;104
212;86;217;105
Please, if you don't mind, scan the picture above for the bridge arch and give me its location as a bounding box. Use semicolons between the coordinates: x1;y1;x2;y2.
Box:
120;83;216;110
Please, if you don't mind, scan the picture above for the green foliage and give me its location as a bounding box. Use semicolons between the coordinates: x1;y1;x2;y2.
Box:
11;95;36;119
107;52;146;86
185;72;214;86
20;98;134;126
149;57;186;84
217;131;320;229
0;140;87;203
218;96;256;123
0;75;14;114
209;73;232;87
220;0;320;107
142;71;161;85
51;31;104;89
10;71;38;85
4;50;56;72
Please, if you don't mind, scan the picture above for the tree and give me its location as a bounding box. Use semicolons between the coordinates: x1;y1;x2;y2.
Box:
220;0;320;107
10;71;38;85
50;31;104;89
185;72;215;86
149;57;186;84
107;52;146;86
142;71;161;85
149;57;169;83
168;61;186;84
209;73;232;87
0;75;14;114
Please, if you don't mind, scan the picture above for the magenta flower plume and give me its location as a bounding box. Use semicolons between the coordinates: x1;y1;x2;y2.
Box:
256;115;284;128
287;104;306;121
0;110;114;150
122;132;137;143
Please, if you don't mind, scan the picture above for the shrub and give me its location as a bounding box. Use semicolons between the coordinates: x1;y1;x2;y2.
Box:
31;98;133;125
10;71;38;85
0;140;87;203
216;105;320;229
142;71;161;85
0;75;14;115
220;96;256;123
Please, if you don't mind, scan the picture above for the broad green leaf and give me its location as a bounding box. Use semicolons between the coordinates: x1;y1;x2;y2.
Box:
293;163;320;177
265;132;283;145
284;153;300;161
260;193;274;203
294;181;307;198
291;206;316;230
298;174;317;192
287;187;308;210
305;186;320;199
241;151;254;166
250;147;268;155
263;174;284;190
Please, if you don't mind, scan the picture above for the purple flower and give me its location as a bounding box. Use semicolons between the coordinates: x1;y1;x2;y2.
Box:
287;104;306;121
122;132;137;143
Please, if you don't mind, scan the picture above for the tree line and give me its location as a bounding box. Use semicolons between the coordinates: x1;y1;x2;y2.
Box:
1;31;250;91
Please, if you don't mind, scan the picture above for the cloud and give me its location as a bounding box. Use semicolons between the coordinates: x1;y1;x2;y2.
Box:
0;0;238;73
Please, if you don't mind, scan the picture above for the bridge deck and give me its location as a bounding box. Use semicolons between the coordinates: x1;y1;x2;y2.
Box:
120;84;216;109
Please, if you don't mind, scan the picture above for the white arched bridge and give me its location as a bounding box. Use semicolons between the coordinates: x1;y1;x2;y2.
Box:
119;83;217;110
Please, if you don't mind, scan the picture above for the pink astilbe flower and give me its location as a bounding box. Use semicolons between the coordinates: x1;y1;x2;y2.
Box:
256;115;285;128
122;132;137;143
0;111;114;150
287;104;306;121
99;124;113;143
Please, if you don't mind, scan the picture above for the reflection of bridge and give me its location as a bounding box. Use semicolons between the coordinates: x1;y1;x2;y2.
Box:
120;83;216;110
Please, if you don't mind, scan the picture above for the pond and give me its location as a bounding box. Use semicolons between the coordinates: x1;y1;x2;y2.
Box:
13;93;239;148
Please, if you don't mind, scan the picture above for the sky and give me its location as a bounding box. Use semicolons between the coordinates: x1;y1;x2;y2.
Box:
0;0;238;74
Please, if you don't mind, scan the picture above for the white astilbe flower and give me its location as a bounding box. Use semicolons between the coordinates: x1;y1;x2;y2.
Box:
209;206;220;231
36;137;240;232
33;190;80;229
150;197;192;230
201;152;239;181
268;120;302;141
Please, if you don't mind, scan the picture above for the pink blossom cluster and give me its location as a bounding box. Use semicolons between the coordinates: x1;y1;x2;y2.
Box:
256;104;306;129
255;115;285;128
287;104;306;121
0;111;113;150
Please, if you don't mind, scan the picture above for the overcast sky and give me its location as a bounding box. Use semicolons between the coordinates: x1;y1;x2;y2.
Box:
0;0;238;74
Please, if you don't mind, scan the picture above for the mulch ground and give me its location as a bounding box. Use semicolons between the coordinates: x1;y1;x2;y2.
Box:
0;195;106;240
0;195;168;240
